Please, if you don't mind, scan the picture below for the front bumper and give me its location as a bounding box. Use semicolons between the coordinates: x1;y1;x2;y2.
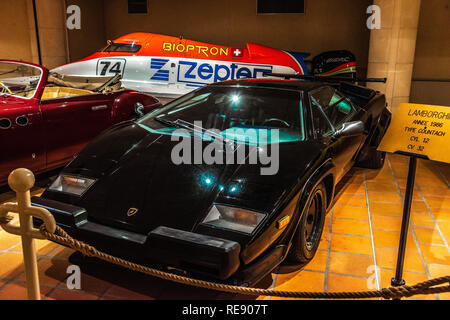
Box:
31;196;241;280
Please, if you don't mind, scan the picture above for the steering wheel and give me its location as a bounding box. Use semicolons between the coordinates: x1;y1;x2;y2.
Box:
262;118;291;128
0;82;12;95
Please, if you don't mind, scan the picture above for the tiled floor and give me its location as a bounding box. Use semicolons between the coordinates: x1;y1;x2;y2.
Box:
0;154;449;300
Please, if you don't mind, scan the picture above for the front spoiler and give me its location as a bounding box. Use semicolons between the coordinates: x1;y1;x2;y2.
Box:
31;197;241;280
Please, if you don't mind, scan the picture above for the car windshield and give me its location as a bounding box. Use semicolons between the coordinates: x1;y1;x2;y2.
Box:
0;62;42;98
138;85;305;144
102;42;141;53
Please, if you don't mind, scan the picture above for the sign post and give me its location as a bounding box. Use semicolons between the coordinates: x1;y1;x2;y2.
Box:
391;156;417;287
378;103;450;290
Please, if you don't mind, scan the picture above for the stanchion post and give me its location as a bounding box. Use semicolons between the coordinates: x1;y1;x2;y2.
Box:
0;168;56;300
391;156;417;288
11;169;40;300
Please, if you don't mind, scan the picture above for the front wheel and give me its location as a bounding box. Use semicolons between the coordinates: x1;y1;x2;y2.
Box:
288;182;327;264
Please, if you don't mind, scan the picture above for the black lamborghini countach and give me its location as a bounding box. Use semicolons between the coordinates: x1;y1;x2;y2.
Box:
32;79;391;285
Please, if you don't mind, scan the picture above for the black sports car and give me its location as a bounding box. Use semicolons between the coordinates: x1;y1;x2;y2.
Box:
32;79;391;285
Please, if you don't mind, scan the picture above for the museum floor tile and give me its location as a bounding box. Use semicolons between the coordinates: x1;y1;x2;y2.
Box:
0;154;448;300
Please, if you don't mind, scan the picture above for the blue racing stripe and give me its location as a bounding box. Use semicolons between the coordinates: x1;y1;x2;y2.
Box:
151;76;169;81
154;70;169;74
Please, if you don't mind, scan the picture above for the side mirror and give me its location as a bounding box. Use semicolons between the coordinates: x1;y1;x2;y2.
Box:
333;121;365;139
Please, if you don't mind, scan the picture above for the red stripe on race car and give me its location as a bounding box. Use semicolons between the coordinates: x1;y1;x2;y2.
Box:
282;51;305;75
318;62;356;75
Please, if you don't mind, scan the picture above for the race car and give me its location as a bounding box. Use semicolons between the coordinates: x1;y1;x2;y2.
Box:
0;60;161;186
52;32;357;97
32;78;391;286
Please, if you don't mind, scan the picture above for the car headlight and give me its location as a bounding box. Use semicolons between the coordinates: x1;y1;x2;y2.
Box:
48;175;96;196
201;205;266;234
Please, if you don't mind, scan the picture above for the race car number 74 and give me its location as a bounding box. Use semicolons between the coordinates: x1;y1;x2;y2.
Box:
96;59;126;76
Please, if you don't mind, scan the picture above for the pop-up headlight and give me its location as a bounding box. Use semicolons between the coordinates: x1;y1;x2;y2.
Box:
49;175;96;196
201;205;266;234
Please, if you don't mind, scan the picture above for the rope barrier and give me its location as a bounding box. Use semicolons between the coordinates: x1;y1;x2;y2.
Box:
39;224;450;300
0;215;13;225
2;168;448;300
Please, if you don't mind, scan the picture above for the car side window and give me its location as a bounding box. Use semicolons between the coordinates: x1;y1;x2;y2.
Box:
310;98;334;137
310;86;356;130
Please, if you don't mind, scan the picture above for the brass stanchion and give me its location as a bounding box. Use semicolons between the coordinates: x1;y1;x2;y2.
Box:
0;168;56;300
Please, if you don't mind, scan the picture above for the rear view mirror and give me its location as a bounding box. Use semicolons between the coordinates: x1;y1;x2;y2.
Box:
334;121;365;138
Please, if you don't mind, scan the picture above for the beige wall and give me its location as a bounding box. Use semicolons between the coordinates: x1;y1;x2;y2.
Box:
410;0;450;106
98;0;372;76
34;0;68;69
0;0;33;61
0;0;68;69
66;0;106;62
366;0;422;113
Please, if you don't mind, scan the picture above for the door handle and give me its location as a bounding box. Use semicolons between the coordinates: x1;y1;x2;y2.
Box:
91;105;108;111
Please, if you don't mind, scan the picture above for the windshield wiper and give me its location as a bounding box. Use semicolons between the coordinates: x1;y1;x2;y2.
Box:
154;117;235;148
175;119;235;148
154;117;179;128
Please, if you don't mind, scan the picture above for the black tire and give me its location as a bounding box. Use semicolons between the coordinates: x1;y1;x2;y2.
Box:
288;182;327;264
357;146;386;169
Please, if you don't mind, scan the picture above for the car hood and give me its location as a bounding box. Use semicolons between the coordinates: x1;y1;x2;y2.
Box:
44;122;322;235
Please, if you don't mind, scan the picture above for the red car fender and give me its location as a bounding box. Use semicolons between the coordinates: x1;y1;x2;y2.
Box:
111;91;162;121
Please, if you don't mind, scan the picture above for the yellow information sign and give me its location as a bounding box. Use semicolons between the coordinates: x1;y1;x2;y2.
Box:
378;103;450;163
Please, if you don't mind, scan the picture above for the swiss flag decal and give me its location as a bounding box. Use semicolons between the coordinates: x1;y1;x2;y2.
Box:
231;47;244;58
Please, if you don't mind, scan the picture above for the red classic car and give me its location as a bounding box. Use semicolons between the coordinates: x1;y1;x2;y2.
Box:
0;60;162;185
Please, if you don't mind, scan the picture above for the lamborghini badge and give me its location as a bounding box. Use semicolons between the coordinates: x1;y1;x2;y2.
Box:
127;208;139;217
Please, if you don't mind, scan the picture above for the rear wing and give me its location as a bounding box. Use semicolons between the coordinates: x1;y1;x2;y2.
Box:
263;72;387;84
263;73;386;106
